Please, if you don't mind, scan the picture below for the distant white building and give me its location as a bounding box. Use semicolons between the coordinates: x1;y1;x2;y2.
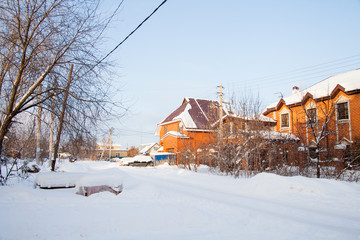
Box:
95;144;128;160
139;143;160;156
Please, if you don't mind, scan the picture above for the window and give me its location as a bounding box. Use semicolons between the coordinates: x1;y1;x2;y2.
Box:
281;113;289;128
307;108;317;125
116;153;120;157
337;102;349;120
178;123;182;134
164;126;168;134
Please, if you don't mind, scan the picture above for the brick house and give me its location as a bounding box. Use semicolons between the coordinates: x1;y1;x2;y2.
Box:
155;98;226;155
155;97;278;165
263;68;360;160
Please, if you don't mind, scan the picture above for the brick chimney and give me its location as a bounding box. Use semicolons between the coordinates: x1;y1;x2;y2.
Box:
292;86;299;94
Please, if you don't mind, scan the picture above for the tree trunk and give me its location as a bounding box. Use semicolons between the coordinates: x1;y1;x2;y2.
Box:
51;64;73;171
48;88;56;167
36;84;42;165
316;146;321;178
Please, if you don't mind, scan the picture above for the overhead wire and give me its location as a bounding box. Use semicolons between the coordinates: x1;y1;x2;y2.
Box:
97;0;168;66
79;0;168;79
230;54;360;91
257;62;359;88
241;54;360;84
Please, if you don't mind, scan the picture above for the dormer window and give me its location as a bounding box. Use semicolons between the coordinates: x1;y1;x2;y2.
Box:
337;102;349;120
307;108;317;125
281;113;289;128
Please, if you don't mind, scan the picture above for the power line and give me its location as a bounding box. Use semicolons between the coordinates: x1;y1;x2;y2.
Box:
238;54;360;84
255;62;359;89
97;0;168;65
118;129;154;135
231;54;360;91
78;0;168;79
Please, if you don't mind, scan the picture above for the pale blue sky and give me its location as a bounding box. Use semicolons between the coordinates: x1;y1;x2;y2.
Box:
99;0;360;148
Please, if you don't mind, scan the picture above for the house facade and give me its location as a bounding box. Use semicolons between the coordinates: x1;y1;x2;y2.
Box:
155;98;225;155
155;97;280;167
263;69;360;151
95;144;128;160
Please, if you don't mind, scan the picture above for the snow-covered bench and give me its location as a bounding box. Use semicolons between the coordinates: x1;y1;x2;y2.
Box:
35;172;124;196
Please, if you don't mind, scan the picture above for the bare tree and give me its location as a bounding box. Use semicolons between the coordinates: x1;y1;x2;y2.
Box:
61;134;97;160
295;98;337;178
127;146;140;158
219;93;270;176
0;0;124;182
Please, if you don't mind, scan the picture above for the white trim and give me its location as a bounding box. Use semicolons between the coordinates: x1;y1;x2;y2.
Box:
335;95;350;104
348;100;352;141
305;101;317;110
161;131;189;141
335;96;351;142
279;108;290;132
194;98;210;122
183;128;214;133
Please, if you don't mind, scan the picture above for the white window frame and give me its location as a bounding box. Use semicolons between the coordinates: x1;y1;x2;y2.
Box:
334;95;352;142
305;102;318;127
335;96;350;123
279;108;290;131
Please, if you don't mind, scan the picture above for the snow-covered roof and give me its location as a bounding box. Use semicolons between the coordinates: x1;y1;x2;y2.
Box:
261;131;299;141
264;68;360;113
156;98;229;134
156;97;278;136
161;131;189;140
139;142;159;154
241;114;277;123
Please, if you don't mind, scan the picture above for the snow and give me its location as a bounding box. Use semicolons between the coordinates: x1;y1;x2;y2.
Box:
261;130;299;141
1;160;360;240
334;143;347;150
174;103;197;129
161;130;189;140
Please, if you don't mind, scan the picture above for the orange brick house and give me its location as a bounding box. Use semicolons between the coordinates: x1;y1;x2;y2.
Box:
155;97;280;165
155;98;226;155
263;69;360;153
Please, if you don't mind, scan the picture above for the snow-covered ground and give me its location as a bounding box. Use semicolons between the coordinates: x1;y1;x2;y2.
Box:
1;160;360;240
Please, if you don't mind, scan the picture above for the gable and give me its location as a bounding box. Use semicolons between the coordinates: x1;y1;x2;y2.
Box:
159;98;226;131
162;102;187;123
330;84;345;99
301;92;314;105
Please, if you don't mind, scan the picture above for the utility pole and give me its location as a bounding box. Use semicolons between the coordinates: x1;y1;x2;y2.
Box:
109;127;113;160
217;84;224;159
